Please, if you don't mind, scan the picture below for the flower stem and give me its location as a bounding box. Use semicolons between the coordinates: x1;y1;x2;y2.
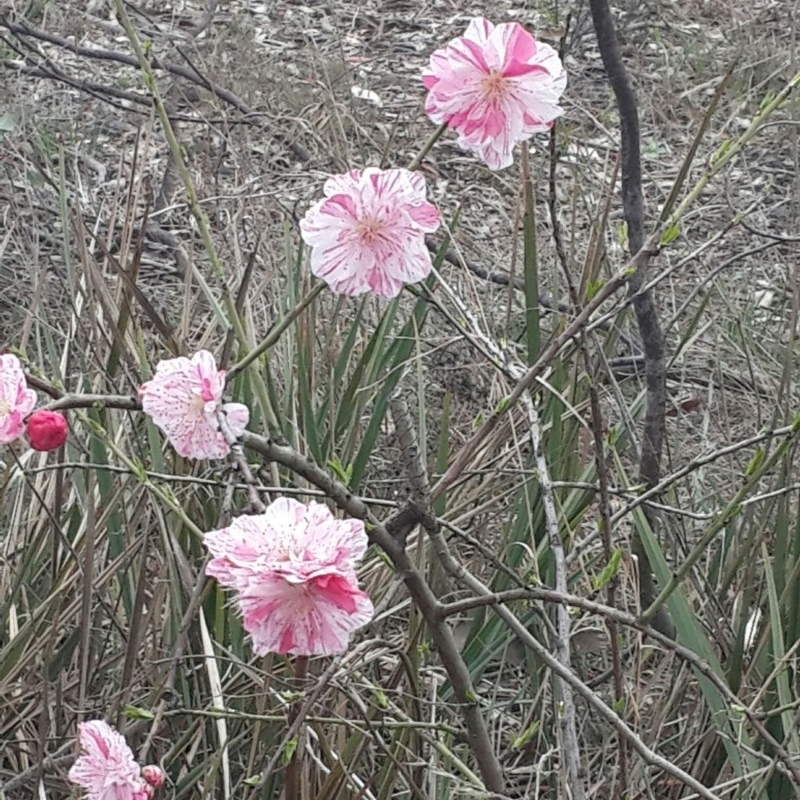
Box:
283;655;309;800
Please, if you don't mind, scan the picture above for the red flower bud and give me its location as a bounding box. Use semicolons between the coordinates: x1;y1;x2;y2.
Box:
26;410;68;451
142;765;165;788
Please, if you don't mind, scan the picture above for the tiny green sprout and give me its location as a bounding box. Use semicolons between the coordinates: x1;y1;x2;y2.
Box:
758;90;776;112
511;720;540;750
709;139;732;168
744;447;764;479
327;455;353;484
374;689;389;709
659;221;681;246
417;641;431;657
374;549;396;572
472;412;483;430
496;396;510;413
615;221;628;248
243;776;260;787
123;705;154;721
585;279;605;301
613;697;625;714
281;738;298;766
465;690;477;703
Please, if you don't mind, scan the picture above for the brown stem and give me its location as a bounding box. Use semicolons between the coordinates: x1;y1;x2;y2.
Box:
588;0;674;638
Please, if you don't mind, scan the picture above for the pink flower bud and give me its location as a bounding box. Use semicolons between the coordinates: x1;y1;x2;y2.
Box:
142;764;165;788
26;410;68;451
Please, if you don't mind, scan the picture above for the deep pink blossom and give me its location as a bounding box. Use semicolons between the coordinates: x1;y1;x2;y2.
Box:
0;353;37;444
423;17;567;170
141;765;165;788
204;498;374;656
27;409;68;451
300;167;440;298
139;350;249;460
68;720;149;800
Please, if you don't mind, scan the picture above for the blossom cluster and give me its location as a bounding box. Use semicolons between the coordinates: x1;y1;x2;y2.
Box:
42;15;567;797
300;16;565;298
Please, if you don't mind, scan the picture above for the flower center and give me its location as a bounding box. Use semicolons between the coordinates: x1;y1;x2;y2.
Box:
188;393;208;419
355;217;385;246
481;69;508;100
0;399;8;416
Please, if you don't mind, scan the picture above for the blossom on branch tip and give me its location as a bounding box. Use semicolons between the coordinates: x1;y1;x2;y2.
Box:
422;17;567;170
300;167;440;298
204;498;374;656
68;720;156;800
139;350;249;460
27;409;68;451
0;353;37;445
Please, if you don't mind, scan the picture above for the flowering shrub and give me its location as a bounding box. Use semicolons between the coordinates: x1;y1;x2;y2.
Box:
423;17;566;170
300;167;440;298
5;12;578;797
139;350;249;459
204;498;374;656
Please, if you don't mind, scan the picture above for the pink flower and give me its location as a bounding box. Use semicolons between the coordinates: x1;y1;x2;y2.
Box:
204;498;374;656
27;409;68;451
422;17;567;170
0;353;37;444
68;720;149;800
139;350;249;460
300;167;440;298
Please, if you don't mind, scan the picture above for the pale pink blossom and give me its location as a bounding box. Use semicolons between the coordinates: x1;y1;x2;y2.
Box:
139;350;249;460
68;720;149;800
0;353;37;444
423;17;567;170
300;167;440;298
204;498;374;656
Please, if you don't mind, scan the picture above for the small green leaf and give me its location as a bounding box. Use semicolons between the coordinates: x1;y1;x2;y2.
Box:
373;689;389;709
511;720;540;749
243;776;260;786
327;454;353;484
613;696;625;714
123;705;154;720
281;737;298;766
496;396;510;413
